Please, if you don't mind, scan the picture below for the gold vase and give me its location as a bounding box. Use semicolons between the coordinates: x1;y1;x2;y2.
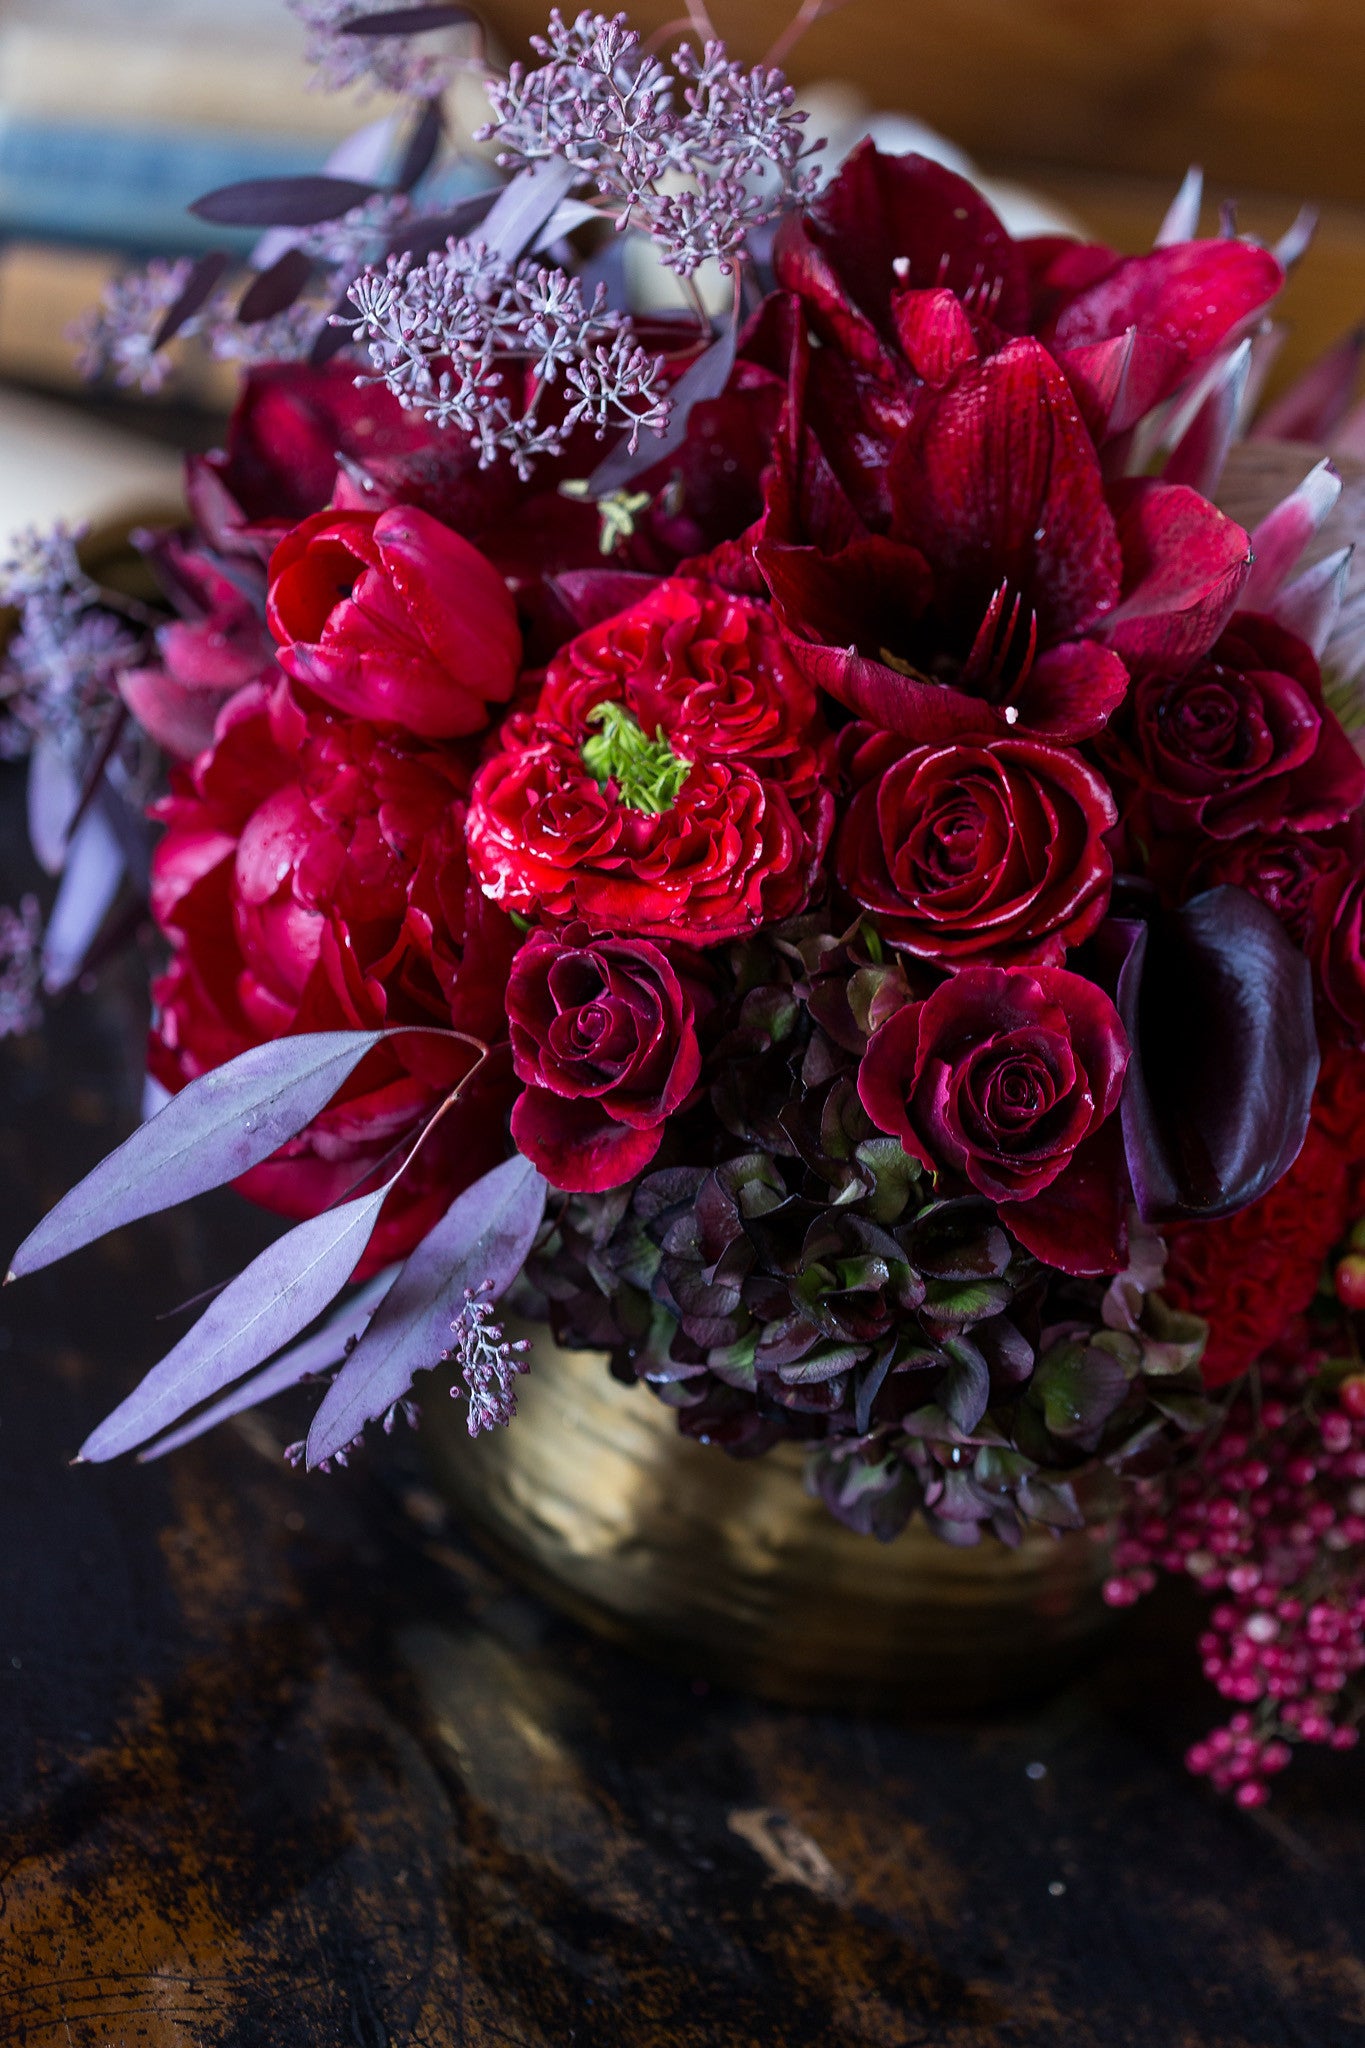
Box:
423;1325;1117;1714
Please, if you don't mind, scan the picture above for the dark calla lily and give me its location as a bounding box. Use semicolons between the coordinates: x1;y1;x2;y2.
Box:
1114;887;1319;1222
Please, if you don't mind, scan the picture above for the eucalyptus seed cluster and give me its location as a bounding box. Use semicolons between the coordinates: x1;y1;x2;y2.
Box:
518;916;1217;1545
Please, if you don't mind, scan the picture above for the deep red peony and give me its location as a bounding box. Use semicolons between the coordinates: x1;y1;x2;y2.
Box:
148;678;518;1272
466;578;833;944
858;965;1130;1272
508;922;705;1192
835;723;1115;965
267;504;521;739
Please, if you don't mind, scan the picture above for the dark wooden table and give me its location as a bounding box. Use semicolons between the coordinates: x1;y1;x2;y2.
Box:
1;788;1364;2048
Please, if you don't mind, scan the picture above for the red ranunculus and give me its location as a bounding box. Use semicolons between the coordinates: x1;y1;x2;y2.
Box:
1100;613;1365;847
149;679;518;1273
508;922;705;1191
267;504;520;738
835;724;1115;965
858;965;1130;1273
119;538;281;760
466;578;833;944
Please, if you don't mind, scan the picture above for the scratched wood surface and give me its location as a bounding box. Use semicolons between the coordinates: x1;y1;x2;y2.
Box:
1;776;1365;2048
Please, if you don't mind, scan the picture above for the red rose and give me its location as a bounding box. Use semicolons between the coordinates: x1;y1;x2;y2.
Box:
467;579;833;945
149;680;517;1274
1189;830;1348;954
835;725;1115;965
507;922;704;1191
1101;614;1365;845
267;504;520;739
1320;865;1365;1046
858;965;1129;1273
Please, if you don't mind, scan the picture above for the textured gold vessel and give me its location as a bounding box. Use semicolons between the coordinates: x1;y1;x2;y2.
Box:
424;1326;1116;1713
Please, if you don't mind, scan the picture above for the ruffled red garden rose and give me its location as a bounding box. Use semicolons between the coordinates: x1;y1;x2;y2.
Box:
835;724;1115;965
858;965;1130;1272
1189;831;1349;955
149;679;517;1273
267;504;520;739
508;922;705;1192
466;578;833;945
1100;614;1365;848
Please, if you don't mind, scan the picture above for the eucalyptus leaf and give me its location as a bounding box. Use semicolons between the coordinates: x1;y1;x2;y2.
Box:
78;1189;390;1462
481;158;581;264
10;1030;386;1277
589;315;737;495
306;1154;547;1467
39;801;124;996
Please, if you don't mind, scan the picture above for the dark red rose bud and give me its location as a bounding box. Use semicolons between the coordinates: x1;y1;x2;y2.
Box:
835;726;1115;966
858;964;1130;1274
267;504;520;738
508;922;705;1192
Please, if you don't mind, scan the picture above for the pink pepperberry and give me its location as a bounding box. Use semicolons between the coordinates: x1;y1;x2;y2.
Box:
1339;1376;1365;1422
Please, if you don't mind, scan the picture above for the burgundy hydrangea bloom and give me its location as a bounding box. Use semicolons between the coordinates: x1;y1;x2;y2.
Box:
1100;613;1365;850
858;965;1130;1273
267;504;521;738
149;678;517;1274
118;538;281;760
508;921;706;1191
466;578;833;944
835;724;1115;966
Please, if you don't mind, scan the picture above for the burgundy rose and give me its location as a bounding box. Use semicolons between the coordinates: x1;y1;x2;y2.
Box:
1101;614;1365;846
1320;866;1365;1046
835;725;1115;965
149;679;517;1274
118;538;280;760
508;922;704;1192
467;579;833;945
1190;831;1349;954
267;504;520;738
858;965;1130;1273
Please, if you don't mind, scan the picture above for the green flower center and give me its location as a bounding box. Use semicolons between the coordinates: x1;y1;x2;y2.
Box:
581;701;690;814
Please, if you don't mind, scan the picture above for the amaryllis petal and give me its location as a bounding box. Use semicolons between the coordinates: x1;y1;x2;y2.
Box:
1095;478;1252;672
1015;640;1130;741
1042;239;1283;393
1055;328;1185;442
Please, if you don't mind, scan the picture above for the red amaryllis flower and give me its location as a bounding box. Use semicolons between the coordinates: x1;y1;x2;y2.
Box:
118;538;280;760
858;965;1130;1273
1100;614;1365;846
148;680;517;1273
757;331;1253;742
835;724;1115;965
466;578;833;945
773;142;1282;445
508;921;705;1191
267;504;520;738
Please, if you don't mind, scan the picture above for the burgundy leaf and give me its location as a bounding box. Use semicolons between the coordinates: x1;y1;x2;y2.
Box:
306;1153;547;1466
77;1190;389;1462
191;176;384;228
9;1030;387;1277
1117;886;1318;1223
152;250;231;350
394;96;444;193
139;1268;396;1460
339;4;473;32
237;248;313;324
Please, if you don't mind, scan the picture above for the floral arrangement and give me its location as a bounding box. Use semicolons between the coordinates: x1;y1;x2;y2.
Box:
5;0;1365;1803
